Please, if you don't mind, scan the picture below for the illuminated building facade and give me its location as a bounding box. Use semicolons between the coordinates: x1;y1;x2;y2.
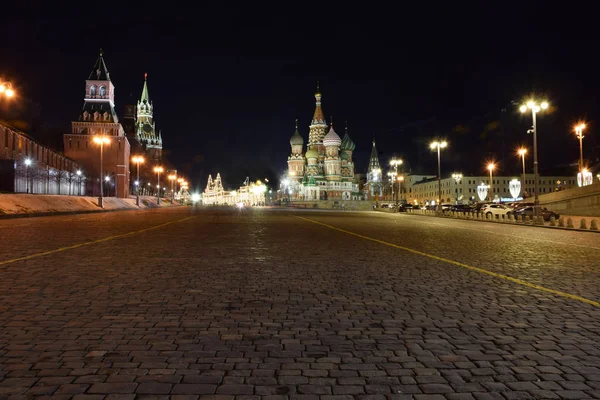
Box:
134;74;163;162
63;50;131;198
286;87;359;201
363;140;383;199
202;174;267;205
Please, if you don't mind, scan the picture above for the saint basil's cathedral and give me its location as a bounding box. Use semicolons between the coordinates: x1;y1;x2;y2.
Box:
286;87;360;201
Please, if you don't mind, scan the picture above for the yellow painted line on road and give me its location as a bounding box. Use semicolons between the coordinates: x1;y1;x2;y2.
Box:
297;216;600;309
0;216;198;268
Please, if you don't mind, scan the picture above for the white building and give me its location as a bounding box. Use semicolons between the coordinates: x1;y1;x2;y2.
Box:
202;173;267;206
406;173;577;205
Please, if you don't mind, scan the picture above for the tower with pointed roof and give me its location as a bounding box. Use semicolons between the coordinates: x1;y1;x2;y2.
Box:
340;123;356;182
364;139;383;198
64;50;131;198
135;74;163;162
308;83;327;168
323;122;342;183
287;119;305;185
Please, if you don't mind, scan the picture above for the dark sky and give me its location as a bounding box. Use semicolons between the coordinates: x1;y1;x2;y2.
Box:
1;3;599;191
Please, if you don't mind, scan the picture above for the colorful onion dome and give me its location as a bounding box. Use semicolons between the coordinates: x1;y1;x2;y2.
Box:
323;124;341;147
305;148;319;159
290;119;304;146
341;128;356;151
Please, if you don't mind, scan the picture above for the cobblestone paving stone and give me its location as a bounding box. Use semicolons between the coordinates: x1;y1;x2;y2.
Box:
0;207;599;400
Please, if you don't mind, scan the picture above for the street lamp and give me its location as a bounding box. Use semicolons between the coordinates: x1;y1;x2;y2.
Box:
574;123;586;179
390;158;403;206
131;156;145;206
451;173;462;203
168;174;177;204
519;99;549;220
76;169;82;196
487;163;496;202
0;81;15;98
24;158;32;193
153;166;164;205
93;135;110;208
430;141;447;212
104;175;111;197
517;148;527;197
397;175;405;203
387;171;397;206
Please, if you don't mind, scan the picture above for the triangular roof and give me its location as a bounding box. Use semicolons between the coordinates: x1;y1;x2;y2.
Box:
311;83;326;125
140;73;150;103
368;139;381;172
88;49;110;81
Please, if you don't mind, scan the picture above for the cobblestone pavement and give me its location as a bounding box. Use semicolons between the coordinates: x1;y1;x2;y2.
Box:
1;207;599;400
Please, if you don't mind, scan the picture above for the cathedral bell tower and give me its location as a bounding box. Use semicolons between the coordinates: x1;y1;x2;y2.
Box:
308;83;327;167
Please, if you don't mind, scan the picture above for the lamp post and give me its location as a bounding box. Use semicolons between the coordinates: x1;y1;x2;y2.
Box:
397;175;405;203
517;148;527;197
132;156;144;206
373;168;381;203
390;158;403;207
93;136;111;208
430;141;447;212
76;170;82;195
104;175;111;197
168;174;177;204
153;166;163;205
177;178;184;202
24;158;32;193
487;163;496;202
451;173;462;203
574;123;586;175
387;171;397;205
520;100;549;220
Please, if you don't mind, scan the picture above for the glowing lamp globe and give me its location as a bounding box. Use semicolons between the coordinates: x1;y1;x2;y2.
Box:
477;183;488;202
509;179;521;199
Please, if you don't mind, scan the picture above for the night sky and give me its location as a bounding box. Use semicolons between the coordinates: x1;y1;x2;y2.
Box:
1;3;598;191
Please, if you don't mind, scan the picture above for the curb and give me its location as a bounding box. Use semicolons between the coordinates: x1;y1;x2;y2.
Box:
398;210;600;234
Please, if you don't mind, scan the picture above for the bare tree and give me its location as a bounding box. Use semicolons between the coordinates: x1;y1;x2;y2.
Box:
53;169;68;195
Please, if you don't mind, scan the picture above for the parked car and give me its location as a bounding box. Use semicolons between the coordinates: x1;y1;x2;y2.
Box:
513;206;560;221
481;203;513;218
450;204;474;213
471;202;492;214
506;202;534;210
398;204;416;212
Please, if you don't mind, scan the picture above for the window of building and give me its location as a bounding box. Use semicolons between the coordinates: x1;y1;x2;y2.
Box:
99;86;106;96
90;85;96;96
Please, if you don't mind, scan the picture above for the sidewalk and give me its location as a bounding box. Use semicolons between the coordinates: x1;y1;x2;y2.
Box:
402;208;600;232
